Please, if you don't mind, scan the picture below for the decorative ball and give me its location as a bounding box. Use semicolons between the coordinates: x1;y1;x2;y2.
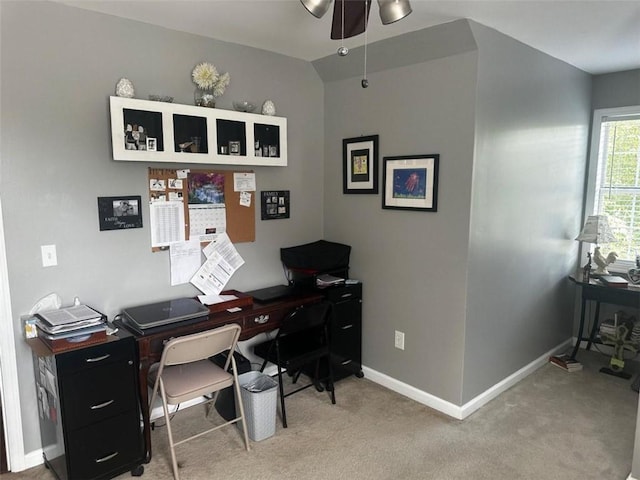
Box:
115;78;135;98
261;100;276;116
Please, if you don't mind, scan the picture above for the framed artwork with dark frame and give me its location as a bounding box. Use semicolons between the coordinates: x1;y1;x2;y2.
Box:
261;190;290;220
97;195;143;231
382;154;439;212
343;135;379;194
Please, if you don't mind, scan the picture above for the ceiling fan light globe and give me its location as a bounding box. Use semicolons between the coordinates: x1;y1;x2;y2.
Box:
301;0;333;18
378;0;412;25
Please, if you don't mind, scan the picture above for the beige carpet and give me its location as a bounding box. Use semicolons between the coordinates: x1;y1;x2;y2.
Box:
6;350;639;480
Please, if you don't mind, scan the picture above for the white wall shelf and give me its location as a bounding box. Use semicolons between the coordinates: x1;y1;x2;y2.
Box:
109;96;287;167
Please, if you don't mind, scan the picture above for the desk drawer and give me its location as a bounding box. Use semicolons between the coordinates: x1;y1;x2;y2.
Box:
67;410;142;480
244;308;285;332
56;339;132;374
60;356;138;430
324;284;362;303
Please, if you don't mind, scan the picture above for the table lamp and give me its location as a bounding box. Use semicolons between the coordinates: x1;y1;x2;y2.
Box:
575;215;617;277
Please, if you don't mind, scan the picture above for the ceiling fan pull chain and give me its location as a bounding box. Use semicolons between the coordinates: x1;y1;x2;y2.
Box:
338;0;348;56
362;0;369;88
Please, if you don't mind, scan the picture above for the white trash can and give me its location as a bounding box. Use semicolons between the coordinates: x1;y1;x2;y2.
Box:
237;371;278;441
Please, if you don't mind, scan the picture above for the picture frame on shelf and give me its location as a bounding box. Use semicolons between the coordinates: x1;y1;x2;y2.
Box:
382;154;439;212
343;135;379;194
97;195;143;231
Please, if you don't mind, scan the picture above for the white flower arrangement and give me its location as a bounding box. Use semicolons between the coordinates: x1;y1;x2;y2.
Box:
191;62;230;97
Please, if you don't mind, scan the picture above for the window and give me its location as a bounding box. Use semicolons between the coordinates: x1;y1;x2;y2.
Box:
587;106;640;270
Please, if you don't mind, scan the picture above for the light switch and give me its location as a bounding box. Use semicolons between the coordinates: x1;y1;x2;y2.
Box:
41;245;57;267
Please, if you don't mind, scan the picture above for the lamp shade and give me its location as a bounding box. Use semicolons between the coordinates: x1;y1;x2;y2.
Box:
301;0;333;18
378;0;412;25
575;215;616;244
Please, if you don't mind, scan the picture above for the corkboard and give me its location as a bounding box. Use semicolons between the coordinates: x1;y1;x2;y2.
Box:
148;168;255;252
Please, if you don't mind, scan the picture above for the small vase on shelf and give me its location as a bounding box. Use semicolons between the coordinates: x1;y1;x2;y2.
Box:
194;88;216;108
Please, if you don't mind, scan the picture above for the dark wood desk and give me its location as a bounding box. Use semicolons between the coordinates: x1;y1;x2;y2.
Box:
569;275;640;360
116;290;324;462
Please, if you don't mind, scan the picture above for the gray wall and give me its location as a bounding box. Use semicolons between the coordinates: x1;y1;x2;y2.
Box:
592;69;640;110
316;19;590;406
321;51;478;403
1;0;324;454
463;22;591;402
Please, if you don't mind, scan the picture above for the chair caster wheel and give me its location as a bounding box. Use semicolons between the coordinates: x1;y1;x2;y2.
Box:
131;465;144;476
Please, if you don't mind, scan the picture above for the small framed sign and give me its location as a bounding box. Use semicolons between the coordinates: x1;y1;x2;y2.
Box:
97;195;143;231
261;191;290;220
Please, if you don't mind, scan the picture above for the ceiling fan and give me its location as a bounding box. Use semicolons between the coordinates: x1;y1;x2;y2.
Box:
301;0;412;87
301;0;412;39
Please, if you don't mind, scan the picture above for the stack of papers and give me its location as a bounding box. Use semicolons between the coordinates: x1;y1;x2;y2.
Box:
36;305;106;338
316;274;345;287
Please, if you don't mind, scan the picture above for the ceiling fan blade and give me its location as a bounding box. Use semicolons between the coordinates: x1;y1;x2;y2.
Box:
330;0;372;40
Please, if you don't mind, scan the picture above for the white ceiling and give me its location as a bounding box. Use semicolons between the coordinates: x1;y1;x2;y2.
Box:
58;0;640;74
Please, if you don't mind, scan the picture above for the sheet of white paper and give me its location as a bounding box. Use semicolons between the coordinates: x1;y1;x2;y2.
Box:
197;294;239;305
233;172;256;192
190;251;234;295
202;232;245;270
239;191;251;207
150;201;185;247
170;240;202;286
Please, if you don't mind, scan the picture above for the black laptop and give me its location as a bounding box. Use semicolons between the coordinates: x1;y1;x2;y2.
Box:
246;285;295;303
121;298;209;331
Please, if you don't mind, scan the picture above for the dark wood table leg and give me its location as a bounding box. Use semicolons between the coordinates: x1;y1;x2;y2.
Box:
570;295;588;360
586;301;601;350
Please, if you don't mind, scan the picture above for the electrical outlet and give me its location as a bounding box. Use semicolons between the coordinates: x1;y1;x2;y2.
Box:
394;330;405;350
41;245;58;267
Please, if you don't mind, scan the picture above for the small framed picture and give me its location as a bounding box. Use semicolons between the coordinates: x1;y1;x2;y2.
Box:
382;154;439;212
343;135;379;194
229;140;241;156
261;190;290;220
146;137;157;151
97;195;143;231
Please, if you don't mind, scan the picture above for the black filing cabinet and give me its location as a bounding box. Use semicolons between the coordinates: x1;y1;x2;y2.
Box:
32;337;144;480
323;282;363;380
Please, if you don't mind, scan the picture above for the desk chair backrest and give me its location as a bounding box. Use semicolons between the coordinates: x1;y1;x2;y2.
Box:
161;323;240;367
277;301;332;338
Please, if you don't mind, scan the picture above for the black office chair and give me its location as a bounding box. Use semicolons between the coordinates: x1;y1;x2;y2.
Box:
253;301;336;428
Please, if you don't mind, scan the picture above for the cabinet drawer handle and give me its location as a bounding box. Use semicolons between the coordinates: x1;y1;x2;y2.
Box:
340;293;353;298
341;324;354;330
85;354;110;363
90;399;115;410
254;314;269;324
341;359;353;366
95;452;119;463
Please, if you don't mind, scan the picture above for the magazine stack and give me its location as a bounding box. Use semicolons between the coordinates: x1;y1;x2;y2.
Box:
35;305;107;352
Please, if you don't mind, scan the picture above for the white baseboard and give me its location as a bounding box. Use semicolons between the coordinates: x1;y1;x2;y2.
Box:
363;339;572;420
22;448;44;470
627;473;637;480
